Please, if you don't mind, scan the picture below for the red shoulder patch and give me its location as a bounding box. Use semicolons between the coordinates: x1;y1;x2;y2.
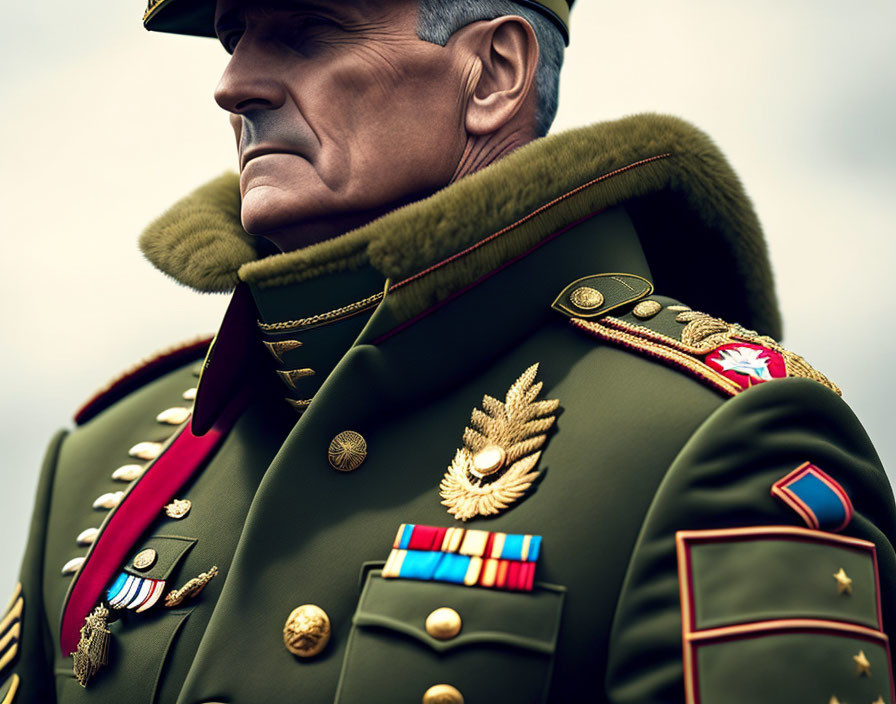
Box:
74;336;213;426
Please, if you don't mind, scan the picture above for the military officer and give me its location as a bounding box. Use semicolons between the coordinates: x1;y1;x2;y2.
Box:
2;0;895;702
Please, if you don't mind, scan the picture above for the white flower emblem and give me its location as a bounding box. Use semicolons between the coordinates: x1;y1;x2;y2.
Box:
711;346;773;381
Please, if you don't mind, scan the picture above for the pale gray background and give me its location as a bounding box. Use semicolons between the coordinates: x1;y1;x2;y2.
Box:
2;1;894;600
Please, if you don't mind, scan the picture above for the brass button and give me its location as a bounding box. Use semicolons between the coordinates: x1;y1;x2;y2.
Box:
633;299;662;319
283;604;331;657
76;527;99;546
422;684;464;704
328;431;367;472
61;556;85;576
92;491;124;510
111;464;145;482
133;548;157;571
569;286;604;311
425;607;462;640
164;499;192;519
129;441;162;461
470;445;506;478
156;407;191;425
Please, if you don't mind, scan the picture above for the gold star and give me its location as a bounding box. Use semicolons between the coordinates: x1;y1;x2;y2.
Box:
833;568;853;595
854;649;872;677
872;697;886;704
829;697;842;704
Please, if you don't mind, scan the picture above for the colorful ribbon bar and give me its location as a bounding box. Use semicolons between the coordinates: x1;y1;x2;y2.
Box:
384;524;542;591
105;572;166;613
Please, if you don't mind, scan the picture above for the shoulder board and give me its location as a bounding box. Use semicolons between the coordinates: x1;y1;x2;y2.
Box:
74;336;213;425
569;297;840;398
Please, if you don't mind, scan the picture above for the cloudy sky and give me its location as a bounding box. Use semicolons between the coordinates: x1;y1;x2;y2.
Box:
1;1;894;594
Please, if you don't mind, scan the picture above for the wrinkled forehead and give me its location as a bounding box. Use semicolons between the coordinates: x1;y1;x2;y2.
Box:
213;0;396;25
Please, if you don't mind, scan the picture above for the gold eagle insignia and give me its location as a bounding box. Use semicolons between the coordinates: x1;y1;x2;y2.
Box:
440;364;559;522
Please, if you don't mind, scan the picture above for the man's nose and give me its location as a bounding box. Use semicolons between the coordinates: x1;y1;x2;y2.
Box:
214;41;287;114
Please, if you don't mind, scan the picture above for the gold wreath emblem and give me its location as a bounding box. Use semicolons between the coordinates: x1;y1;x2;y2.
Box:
440;364;559;522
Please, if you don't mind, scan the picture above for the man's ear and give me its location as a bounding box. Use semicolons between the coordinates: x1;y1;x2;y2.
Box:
451;16;539;137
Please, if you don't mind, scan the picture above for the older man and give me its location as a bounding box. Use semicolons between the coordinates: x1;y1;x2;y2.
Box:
3;0;895;702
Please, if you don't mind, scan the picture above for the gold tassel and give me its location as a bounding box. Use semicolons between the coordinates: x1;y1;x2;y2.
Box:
72;605;111;687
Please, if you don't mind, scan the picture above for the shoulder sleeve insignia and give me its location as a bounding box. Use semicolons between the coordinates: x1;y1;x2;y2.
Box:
571;307;840;397
74;335;212;425
771;462;853;532
675;526;894;704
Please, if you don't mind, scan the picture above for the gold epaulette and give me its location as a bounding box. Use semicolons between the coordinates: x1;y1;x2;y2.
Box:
571;306;840;398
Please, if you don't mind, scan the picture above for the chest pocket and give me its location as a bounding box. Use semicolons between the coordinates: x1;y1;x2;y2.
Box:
55;536;197;704
335;571;565;704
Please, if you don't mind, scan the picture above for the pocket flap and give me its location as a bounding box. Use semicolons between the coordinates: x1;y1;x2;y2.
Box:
353;570;565;654
122;536;196;581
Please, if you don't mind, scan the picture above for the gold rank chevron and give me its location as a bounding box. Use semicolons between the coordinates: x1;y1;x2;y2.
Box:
1;674;19;704
440;364;559;521
0;583;23;677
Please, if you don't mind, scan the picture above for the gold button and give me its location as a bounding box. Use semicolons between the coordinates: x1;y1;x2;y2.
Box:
328;431;367;472
569;286;604;311
471;445;506;478
133;548;157;570
425;607;462;640
111;464;145;482
422;684;464;704
633;299;662;319
129;441;163;461
283;604;331;657
164;498;192;519
156;407;192;425
92;491;124;510
76;527;99;546
61;556;85;576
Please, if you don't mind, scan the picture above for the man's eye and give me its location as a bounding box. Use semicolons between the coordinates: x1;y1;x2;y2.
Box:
281;16;340;49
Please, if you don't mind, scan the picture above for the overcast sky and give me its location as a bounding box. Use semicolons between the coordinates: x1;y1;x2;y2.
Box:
1;1;894;596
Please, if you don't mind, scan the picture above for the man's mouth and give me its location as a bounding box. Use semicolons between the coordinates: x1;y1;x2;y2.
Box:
240;146;305;170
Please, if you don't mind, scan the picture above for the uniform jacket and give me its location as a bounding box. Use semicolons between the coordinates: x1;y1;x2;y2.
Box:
3;114;895;704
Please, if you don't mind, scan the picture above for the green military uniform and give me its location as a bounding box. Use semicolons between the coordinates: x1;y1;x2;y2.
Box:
3;112;895;704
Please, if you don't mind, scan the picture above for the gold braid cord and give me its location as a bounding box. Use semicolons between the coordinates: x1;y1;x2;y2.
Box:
72;606;111;687
571;310;840;397
440;364;559;521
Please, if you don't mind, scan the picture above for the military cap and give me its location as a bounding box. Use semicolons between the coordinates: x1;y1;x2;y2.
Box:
142;0;574;44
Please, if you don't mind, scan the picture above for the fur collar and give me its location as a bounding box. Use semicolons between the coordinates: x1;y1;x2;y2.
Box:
139;113;781;337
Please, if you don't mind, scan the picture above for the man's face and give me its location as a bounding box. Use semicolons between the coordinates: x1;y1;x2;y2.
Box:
214;0;472;247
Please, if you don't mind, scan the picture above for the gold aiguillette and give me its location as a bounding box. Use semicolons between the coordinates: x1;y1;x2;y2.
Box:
72;605;111;687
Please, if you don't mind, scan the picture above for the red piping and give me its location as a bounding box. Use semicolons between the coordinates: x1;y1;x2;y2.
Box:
60;388;249;654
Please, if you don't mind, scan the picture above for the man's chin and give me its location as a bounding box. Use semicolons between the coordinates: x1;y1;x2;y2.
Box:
239;184;323;237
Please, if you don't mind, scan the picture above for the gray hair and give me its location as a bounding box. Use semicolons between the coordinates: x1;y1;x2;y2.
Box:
416;0;565;136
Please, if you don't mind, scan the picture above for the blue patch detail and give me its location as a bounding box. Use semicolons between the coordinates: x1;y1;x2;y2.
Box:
433;553;472;584
528;536;543;562
106;572;129;602
788;473;847;529
398;550;441;580
398;524;413;550
501;534;524;560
